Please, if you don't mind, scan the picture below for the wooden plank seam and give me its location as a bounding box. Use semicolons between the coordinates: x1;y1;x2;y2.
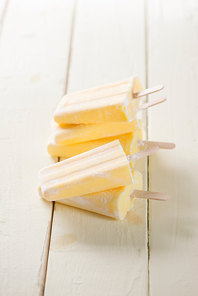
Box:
144;0;151;295
37;201;55;296
0;0;9;36
42;1;78;294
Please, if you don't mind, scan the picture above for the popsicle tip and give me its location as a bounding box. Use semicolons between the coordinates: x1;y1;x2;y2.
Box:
133;84;165;98
138;140;176;150
170;143;176;149
152;192;171;201
131;189;171;201
138;97;166;111
155;96;167;103
159;84;164;90
38;185;44;199
166;193;171;201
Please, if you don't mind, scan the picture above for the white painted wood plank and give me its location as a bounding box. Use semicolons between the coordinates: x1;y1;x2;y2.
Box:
45;1;148;295
0;0;7;23
148;0;198;295
68;0;146;92
0;0;74;295
0;0;7;18
0;0;6;12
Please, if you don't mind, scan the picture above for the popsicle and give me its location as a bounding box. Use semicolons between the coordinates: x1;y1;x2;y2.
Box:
39;140;159;201
39;170;142;220
54;76;164;124
48;121;175;159
47;132;140;159
52;118;140;146
38;170;170;220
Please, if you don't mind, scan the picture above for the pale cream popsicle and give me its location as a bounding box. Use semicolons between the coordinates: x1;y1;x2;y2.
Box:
52;118;140;146
54;77;142;124
39;170;143;220
39;140;134;201
48;121;174;160
47;131;142;159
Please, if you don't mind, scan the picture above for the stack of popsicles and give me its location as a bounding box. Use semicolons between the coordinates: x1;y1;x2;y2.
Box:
38;76;175;220
48;77;167;159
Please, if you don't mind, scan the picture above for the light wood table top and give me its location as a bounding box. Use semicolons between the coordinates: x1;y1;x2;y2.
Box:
0;0;197;295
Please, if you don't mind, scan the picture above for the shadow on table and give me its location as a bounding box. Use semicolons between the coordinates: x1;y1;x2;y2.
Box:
50;196;147;251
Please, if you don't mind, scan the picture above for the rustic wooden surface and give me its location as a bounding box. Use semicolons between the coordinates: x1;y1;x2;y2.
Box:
0;0;197;295
148;0;198;295
0;0;74;295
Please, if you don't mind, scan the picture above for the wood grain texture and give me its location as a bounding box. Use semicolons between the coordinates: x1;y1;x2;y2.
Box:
148;0;198;295
0;0;74;295
44;1;148;295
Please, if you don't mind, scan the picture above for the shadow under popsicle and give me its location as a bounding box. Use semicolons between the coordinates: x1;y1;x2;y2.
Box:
50;196;147;252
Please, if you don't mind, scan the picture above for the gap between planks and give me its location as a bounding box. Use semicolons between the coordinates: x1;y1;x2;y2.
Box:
0;0;9;37
38;201;55;296
144;0;151;295
41;1;78;294
64;0;78;95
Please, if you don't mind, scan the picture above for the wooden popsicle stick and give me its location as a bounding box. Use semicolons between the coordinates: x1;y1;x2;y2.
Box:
133;85;164;98
131;189;171;201
128;146;159;163
138;140;176;149
138;97;166;111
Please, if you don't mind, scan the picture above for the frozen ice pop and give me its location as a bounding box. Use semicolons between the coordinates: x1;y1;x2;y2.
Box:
54;78;165;124
47;131;141;159
54;77;143;124
52;118;140;146
39;170;142;220
48;121;174;159
39;140;158;201
39;140;133;201
38;169;171;220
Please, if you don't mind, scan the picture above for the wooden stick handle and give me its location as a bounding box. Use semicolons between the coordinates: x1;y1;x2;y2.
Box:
138;97;166;111
138;140;176;149
128;146;159;163
133;85;164;98
131;189;171;201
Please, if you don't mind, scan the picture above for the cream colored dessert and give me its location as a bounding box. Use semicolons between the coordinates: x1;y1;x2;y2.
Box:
47;130;142;159
52;118;140;146
38;170;142;220
54;77;142;124
39;140;133;201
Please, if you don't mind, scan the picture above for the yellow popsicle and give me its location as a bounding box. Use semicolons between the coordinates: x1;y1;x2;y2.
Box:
47;129;143;159
39;140;133;201
52;118;140;146
38;170;142;220
54;77;142;124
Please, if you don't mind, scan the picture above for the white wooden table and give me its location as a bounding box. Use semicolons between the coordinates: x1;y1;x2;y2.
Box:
0;0;198;295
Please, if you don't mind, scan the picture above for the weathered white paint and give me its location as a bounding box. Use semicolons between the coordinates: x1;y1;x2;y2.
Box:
0;0;74;295
148;0;198;295
44;0;148;295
